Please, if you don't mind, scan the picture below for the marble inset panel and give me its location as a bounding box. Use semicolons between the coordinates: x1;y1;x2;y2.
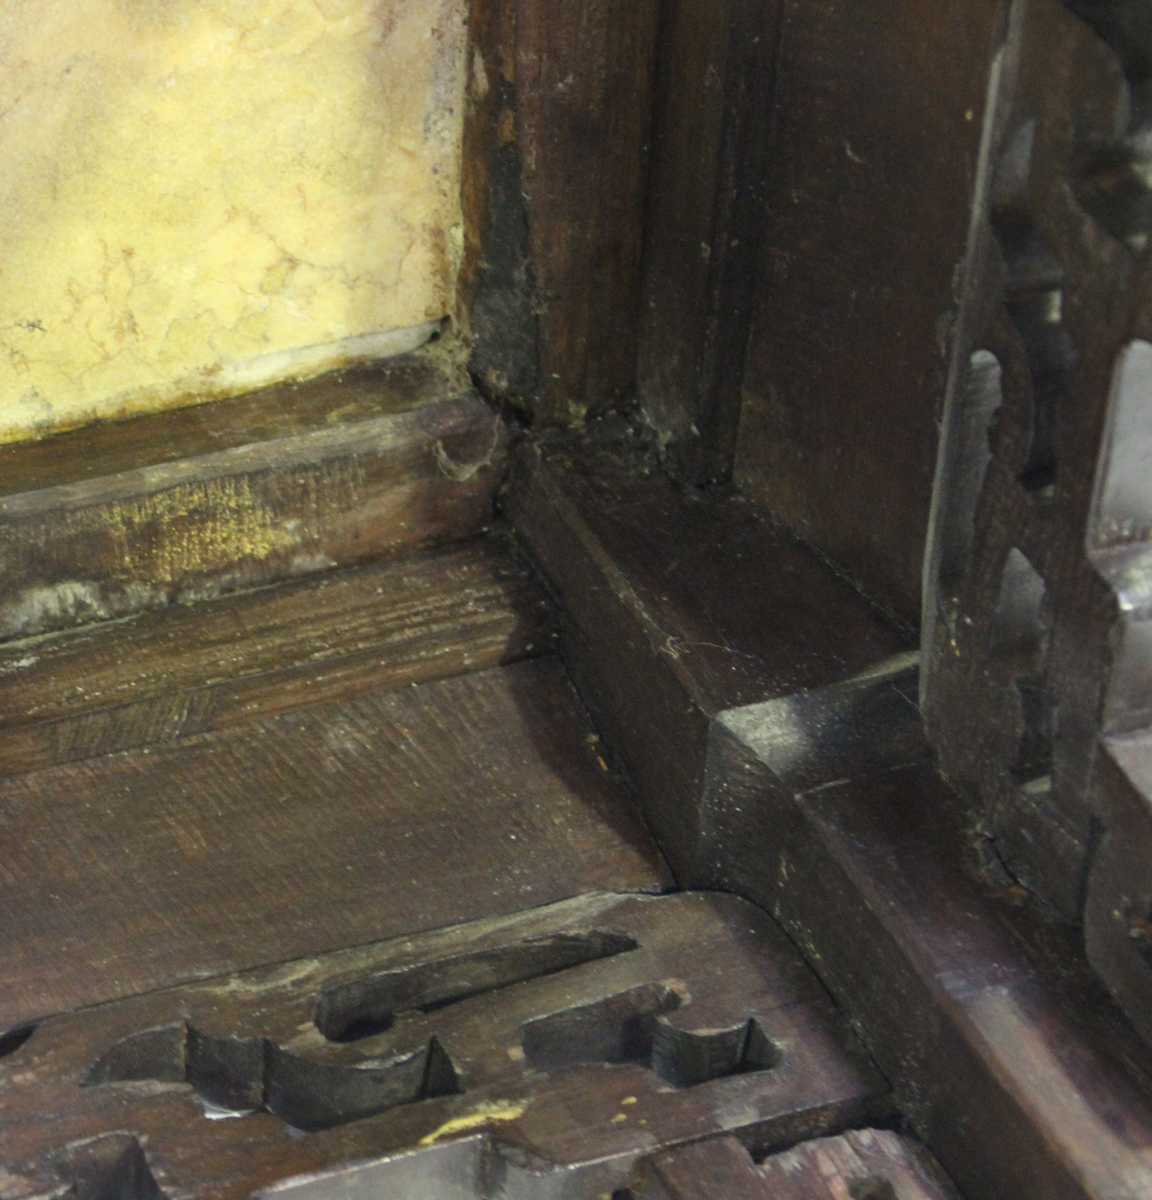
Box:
0;0;466;443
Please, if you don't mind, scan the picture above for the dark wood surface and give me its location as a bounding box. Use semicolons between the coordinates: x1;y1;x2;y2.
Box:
0;893;886;1200
640;1136;770;1200
459;0;541;409
640;1130;960;1200
0;536;554;776
0;350;460;496
0;393;509;641
637;0;783;483
706;665;1152;1200
734;0;1001;622
516;0;661;425
504;424;910;878
459;0;660;425
0;656;670;1030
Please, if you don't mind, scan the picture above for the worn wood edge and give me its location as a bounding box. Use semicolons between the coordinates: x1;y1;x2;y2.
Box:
502;432;912;881
0;540;557;776
0;341;470;499
505;440;709;704
0;393;501;519
638;1129;962;1200
0;396;512;641
503;439;718;878
707;668;1152;1200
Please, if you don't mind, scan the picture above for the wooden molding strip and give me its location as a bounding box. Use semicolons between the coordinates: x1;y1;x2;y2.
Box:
0;536;554;777
0;367;510;640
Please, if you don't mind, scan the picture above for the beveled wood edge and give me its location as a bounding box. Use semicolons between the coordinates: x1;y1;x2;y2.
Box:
0;340;468;500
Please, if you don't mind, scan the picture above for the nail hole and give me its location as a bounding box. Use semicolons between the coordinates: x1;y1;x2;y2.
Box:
848;1177;897;1200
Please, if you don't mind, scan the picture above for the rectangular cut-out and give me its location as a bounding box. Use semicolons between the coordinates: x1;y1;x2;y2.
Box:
0;0;466;443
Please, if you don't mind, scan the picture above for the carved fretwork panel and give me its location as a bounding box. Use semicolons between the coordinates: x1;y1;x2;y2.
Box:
923;0;1152;1027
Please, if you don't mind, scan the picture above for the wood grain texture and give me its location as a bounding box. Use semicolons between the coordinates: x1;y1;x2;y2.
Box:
0;893;885;1200
640;1130;960;1200
734;0;1001;622
0;536;555;776
755;1131;960;1200
459;0;542;410
707;666;1152;1200
0;392;510;640
0;350;462;497
640;1137;769;1200
504;424;910;879
458;0;659;426
1085;730;1152;1050
0;656;670;1029
517;0;661;425
637;0;783;483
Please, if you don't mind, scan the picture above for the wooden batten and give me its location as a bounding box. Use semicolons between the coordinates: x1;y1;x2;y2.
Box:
0;351;510;641
504;423;911;880
0;536;555;776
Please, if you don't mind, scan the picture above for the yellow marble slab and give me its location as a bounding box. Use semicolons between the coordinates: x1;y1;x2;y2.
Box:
0;0;466;444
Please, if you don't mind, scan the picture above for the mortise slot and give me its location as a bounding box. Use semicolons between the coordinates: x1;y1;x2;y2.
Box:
651;1016;781;1088
521;983;682;1073
56;1134;165;1200
990;548;1048;662
520;986;782;1087
315;930;639;1043
85;1021;459;1132
0;1023;37;1059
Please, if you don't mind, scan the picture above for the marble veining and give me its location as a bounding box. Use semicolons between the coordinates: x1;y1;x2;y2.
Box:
0;0;466;443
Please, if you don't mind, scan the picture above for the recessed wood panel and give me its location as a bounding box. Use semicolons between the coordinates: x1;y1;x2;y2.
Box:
735;0;1000;622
